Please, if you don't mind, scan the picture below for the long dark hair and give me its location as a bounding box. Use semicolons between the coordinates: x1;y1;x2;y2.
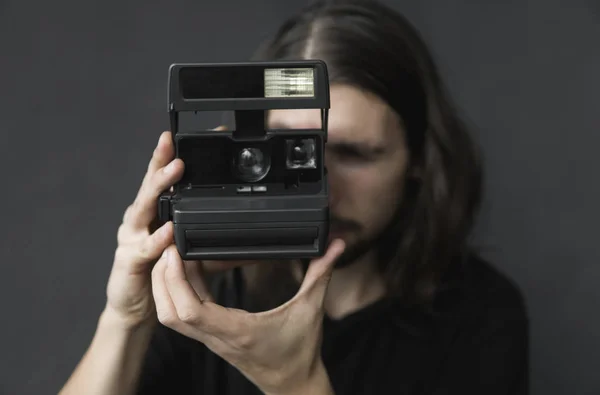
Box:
243;0;483;309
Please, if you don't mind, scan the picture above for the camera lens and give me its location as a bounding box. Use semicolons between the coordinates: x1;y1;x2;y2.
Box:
233;147;270;182
286;138;316;169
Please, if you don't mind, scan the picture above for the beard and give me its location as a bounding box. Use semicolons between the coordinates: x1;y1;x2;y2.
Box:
326;214;378;269
241;212;399;312
321;207;405;273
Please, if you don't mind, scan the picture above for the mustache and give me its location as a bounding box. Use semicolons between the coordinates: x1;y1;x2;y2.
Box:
329;214;361;232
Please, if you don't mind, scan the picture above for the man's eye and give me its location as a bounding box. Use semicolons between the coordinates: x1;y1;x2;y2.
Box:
335;149;371;163
342;151;366;159
327;144;380;164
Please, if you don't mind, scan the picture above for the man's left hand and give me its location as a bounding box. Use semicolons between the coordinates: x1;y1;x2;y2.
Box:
151;239;346;395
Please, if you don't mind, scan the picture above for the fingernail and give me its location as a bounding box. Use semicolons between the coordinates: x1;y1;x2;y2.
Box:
166;248;173;264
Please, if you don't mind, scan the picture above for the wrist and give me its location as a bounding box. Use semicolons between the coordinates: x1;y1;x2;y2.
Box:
100;304;157;333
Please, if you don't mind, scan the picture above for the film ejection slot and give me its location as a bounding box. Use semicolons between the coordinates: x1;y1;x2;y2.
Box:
161;60;330;261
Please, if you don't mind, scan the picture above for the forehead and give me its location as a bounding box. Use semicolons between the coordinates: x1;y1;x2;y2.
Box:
267;84;401;145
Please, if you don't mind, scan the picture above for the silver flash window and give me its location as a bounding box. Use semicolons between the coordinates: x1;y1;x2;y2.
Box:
264;68;315;98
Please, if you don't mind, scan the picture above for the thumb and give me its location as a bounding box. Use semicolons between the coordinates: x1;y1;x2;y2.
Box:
297;239;346;305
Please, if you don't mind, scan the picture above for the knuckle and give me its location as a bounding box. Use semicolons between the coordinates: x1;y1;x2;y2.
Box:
113;246;135;271
113;245;129;262
177;309;198;324
234;332;256;350
136;238;154;260
116;224;133;244
156;309;177;327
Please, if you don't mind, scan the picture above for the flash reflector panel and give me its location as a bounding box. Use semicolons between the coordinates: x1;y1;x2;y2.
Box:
168;60;329;112
264;68;315;98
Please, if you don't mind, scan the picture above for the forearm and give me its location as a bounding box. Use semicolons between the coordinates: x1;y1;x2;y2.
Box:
59;307;156;395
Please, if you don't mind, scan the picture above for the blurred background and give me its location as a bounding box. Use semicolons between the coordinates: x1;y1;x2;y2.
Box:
1;0;598;394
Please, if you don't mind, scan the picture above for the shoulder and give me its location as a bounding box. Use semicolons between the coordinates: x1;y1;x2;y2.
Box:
464;254;527;315
445;253;529;339
416;255;530;394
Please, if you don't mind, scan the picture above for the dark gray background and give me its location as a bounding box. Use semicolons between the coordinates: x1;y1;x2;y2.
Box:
1;1;598;394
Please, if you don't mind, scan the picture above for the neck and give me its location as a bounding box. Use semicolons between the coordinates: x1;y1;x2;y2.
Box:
321;249;386;320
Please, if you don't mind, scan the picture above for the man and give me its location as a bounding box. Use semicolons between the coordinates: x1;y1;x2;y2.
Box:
60;1;528;394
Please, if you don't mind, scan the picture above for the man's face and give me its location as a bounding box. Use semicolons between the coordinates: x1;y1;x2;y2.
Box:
268;84;411;267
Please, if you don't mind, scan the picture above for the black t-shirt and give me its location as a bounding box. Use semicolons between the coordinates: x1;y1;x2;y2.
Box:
136;255;528;394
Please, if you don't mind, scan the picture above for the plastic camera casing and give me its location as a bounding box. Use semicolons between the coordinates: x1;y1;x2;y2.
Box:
158;60;330;261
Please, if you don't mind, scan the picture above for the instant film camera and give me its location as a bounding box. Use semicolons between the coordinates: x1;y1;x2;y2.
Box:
158;60;330;260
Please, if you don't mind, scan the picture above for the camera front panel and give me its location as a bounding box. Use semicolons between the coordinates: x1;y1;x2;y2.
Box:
176;133;324;197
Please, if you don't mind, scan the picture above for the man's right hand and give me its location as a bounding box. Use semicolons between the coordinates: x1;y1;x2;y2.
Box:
103;128;260;330
60;129;255;395
104;131;185;329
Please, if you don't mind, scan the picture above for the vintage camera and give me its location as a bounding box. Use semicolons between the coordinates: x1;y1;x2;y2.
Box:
157;60;330;261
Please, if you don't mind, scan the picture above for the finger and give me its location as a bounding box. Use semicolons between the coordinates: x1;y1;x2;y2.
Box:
297;239;346;304
184;260;214;302
126;131;180;230
136;131;174;199
128;157;184;230
151;249;179;326
146;131;174;179
114;221;174;274
164;246;209;323
152;248;208;341
164;247;245;337
136;221;175;261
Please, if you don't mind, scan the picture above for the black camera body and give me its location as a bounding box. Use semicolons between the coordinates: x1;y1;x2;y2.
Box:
158;60;330;261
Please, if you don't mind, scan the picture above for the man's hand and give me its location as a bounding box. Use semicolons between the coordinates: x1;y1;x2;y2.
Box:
151;240;346;395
